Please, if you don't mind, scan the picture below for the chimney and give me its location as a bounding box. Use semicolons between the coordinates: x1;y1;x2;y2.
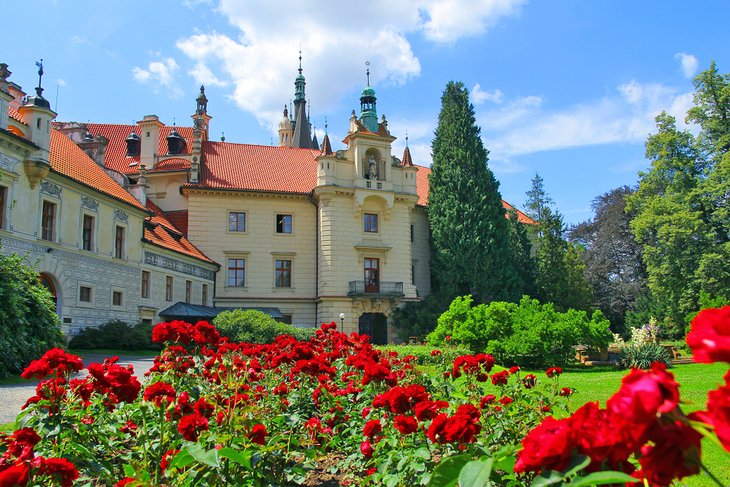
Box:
137;115;163;168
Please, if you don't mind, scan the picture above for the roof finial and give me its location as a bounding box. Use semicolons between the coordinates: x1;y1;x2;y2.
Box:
221;132;225;142
324;117;328;134
298;49;303;75
365;61;370;87
405;130;409;147
173;117;176;127
35;59;44;97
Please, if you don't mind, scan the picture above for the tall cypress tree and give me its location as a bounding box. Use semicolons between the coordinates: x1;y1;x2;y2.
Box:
428;81;520;302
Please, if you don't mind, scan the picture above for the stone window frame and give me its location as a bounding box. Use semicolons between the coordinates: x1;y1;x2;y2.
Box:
0;184;8;230
80;212;96;252
275;213;294;235
78;284;94;308
111;289;124;308
185;280;192;304
227;210;247;234
224;251;250;289
114;223;127;260
165;275;174;302
363;212;379;234
141;270;151;299
40;196;61;243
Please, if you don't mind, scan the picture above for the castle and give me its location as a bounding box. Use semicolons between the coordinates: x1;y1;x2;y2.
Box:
0;61;530;343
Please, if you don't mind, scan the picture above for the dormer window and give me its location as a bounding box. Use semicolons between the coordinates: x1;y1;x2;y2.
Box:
166;129;187;155
125;132;141;157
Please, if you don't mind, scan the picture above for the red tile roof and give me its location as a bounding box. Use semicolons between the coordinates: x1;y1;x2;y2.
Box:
414;164;535;224
49;130;147;211
188;142;319;193
84;123;194;175
144;199;213;263
151;157;190;172
164;210;189;236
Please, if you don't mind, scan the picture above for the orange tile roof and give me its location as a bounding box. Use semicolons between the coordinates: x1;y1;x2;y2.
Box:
414;164;535;224
49;130;147;211
189;142;319;193
164;210;189;236
144;199;214;264
8;106;25;124
85;123;194;175
150;157;190;172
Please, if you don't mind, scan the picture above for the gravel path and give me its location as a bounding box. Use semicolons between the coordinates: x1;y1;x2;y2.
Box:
0;354;155;426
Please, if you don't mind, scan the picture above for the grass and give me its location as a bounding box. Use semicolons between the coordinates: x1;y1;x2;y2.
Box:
553;362;729;487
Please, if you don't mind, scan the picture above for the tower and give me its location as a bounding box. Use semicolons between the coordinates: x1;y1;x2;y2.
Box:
359;65;378;132
291;53;313;149
278;105;293;147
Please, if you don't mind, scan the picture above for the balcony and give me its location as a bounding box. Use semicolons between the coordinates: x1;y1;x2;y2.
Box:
348;281;404;298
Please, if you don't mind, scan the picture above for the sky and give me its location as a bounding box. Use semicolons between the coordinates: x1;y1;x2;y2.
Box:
4;0;730;224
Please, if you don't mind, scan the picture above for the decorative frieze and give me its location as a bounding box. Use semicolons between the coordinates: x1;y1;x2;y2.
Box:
0;153;19;171
40;181;62;197
81;196;99;212
113;209;129;223
144;251;215;281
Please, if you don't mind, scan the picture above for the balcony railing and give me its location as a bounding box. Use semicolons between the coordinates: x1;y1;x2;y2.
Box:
347;281;404;297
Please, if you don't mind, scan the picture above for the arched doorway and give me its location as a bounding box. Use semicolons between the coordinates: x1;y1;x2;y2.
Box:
358;313;387;345
39;273;62;316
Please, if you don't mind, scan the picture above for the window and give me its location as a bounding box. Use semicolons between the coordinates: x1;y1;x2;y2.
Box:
79;286;92;303
0;186;6;229
112;291;123;306
202;284;208;306
364;213;378;233
410;224;414;243
41;201;56;241
82;215;94;251
227;258;246;287
364;258;380;292
228;212;246;232
141;271;150;298
280;314;293;325
185;280;192;303
411;264;415;285
114;225;125;259
165;276;173;301
275;259;292;288
276;214;292;234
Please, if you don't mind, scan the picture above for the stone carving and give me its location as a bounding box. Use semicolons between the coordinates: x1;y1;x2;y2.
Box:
40;181;61;197
81;196;99;212
113;209;129;223
0;154;19;171
145;251;215;281
367;154;378;180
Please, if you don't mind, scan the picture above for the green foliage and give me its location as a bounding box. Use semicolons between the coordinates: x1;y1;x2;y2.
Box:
375;344;471;366
616;342;672;370
68;320;161;351
428;81;521;302
427;295;612;368
390;294;446;341
212;309;315;343
0;250;63;378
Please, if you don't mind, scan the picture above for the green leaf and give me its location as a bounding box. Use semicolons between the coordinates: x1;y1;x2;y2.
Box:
562;455;591;478
530;470;564;486
123;464;135;477
218;447;252;469
428;454;470;487
458;458;493;487
569;471;638;486
168;450;195;470
414;446;432;460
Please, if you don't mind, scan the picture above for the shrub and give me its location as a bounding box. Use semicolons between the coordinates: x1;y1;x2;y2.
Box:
212;309;313;343
616;342;672;370
69;320;160;351
390;294;446;341
427;295;613;368
0;250;63;378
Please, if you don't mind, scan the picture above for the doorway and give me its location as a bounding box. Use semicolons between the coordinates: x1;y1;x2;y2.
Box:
358;313;387;344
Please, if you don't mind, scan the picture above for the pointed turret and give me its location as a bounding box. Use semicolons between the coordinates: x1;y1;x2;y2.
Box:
320;134;333;156
360;64;378;132
311;130;319;150
190;85;210;183
278;105;293;147
291;53;313;148
402;145;414;167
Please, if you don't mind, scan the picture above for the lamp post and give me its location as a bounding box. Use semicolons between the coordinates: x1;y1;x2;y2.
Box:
339;312;345;330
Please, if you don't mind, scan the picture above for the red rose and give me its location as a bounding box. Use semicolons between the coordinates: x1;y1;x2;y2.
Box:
499;396;514;405
114;478;137;486
522;374;537;389
491;370;509;386
692;371;730;452
249;424;267;445
360;440;375;458
509;365;521;374
514;416;576;473
363;419;383;438
569;402;634;470
686;306;730;363
546;367;562;378
394;415;419;435
414;400;449;421
480;395;496;409
160;448;179;472
607;362;679;428
636;420;702;486
178;413;209;442
559;387;573;397
39;457;79;487
0;464;29;486
143;381;176;407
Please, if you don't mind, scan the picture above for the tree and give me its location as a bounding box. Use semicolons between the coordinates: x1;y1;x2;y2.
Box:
569;186;648;332
524;173;554;237
0;249;63;378
428;81;520;302
507;208;537;299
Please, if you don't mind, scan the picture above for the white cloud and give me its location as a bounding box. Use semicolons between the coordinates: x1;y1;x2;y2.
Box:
675;52;698;79
479;79;694;163
70;35;87;44
189;63;228;87
176;0;524;132
56;78;67;87
132;57;183;98
472;84;503;104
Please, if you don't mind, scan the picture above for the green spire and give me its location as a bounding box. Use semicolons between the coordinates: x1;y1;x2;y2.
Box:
294;51;305;101
360;62;378;132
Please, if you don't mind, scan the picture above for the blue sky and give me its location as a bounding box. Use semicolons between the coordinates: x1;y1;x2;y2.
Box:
5;0;730;224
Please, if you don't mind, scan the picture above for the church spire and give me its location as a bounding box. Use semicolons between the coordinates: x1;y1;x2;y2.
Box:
360;61;378;132
291;51;312;148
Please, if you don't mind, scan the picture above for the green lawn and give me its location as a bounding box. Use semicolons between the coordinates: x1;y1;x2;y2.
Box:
554;362;729;487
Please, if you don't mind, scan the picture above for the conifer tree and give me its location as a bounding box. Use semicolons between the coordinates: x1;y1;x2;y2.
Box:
428;81;520;302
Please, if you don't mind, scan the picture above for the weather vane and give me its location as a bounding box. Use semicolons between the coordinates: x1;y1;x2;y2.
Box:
35;59;44;96
365;61;370;86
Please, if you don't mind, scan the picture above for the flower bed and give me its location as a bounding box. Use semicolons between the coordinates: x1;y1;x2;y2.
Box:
0;308;728;486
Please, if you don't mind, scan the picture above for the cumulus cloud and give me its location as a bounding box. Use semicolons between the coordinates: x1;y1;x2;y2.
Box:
675;52;698;79
479;80;693;163
472;84;504;104
175;0;524;131
132;57;183;98
189;63;228;87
